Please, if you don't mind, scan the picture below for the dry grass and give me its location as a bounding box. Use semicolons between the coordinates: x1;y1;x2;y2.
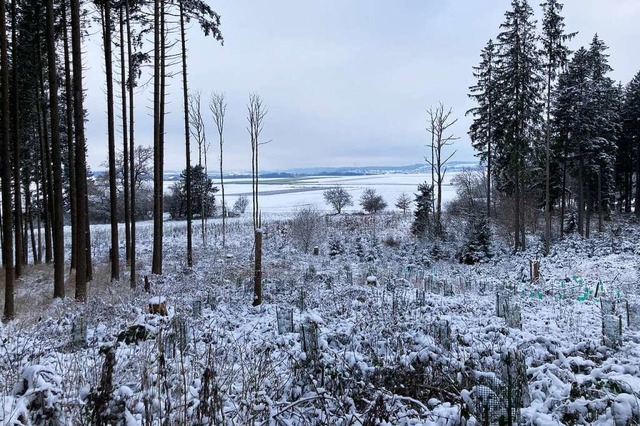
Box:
0;262;141;327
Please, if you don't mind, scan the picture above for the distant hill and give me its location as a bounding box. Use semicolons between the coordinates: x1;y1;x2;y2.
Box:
161;161;480;180
89;161;481;181
280;161;479;176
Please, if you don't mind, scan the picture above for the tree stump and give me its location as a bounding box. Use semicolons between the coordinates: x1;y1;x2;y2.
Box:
148;296;167;316
530;260;540;282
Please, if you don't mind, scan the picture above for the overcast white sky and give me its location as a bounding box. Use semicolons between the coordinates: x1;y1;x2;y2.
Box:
83;0;640;173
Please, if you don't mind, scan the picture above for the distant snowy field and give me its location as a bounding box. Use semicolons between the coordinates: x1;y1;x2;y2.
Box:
173;173;461;214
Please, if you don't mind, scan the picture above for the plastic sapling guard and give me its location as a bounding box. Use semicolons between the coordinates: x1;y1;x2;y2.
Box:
496;292;511;318
504;305;522;329
276;307;294;334
192;300;202;318
627;300;640;328
71;316;87;347
172;316;189;352
602;314;622;349
301;320;319;362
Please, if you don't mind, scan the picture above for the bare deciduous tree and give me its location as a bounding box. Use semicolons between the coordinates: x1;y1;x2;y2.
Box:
290;206;323;253
233;195;249;215
189;91;210;245
210;92;227;247
360;189;387;214
426;103;458;236
247;94;269;230
247;94;269;306
323;187;353;214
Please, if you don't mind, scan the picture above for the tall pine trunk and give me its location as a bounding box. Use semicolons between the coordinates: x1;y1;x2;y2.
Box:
38;66;53;263
36;55;53;264
119;6;131;269
11;0;23;277
126;0;136;287
46;0;66;298
1;0;15;321
559;143;568;238
63;0;77;271
152;0;165;275
180;0;193;267
102;0;120;281
71;0;91;301
636;140;640;217
544;69;552;255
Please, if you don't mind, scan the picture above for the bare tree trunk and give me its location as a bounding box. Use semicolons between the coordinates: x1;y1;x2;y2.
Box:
35;181;42;264
636;140;640;217
210;92;226;248
559;144;568;238
1;0;15;320
253;229;262;306
25;187;37;265
126;0;136;287
544;71;552;255
426;104;458;237
179;0;193;267
101;0;120;281
11;0;23;276
520;178;526;251
486;132;491;219
598;169;603;233
119;6;131;268
247;94;268;305
46;0;66;298
151;0;163;275
71;0;90;300
585;191;591;239
430;115;435;216
578;159;584;236
514;170;521;252
36;57;53;265
62;0;77;272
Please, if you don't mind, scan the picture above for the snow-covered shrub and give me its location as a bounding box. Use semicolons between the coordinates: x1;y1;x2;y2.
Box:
10;365;65;425
289;206;323;253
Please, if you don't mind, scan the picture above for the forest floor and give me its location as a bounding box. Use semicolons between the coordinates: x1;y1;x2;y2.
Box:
1;213;640;425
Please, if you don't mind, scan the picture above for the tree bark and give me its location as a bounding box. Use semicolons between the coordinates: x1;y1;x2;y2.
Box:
63;0;77;272
152;0;165;275
46;0;66;298
71;0;91;300
11;0;23;276
36;56;53;265
1;0;15;320
102;0;120;281
253;229;262;306
180;0;193;267
119;6;131;269
578;158;584;236
126;0;136;287
544;68;552;255
559;143;568;238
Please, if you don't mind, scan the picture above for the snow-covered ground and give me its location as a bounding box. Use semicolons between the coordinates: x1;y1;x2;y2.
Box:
166;173;460;214
2;201;640;424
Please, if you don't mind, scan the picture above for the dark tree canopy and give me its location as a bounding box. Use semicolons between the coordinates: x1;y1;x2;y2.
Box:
166;165;218;220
